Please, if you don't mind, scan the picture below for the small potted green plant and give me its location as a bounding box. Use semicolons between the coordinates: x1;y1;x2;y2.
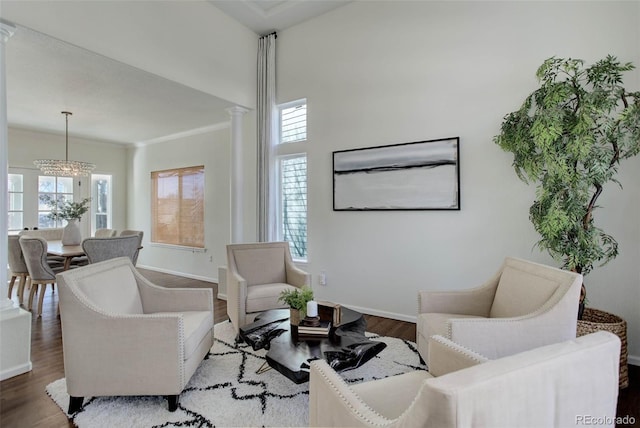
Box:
279;286;314;325
40;195;91;245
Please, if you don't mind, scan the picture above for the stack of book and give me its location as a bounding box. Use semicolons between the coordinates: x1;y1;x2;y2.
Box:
297;319;331;339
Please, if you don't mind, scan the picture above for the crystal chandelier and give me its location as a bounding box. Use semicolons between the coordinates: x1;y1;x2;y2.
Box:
34;111;96;177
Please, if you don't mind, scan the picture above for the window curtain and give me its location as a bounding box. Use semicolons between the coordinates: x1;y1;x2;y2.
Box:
257;32;277;242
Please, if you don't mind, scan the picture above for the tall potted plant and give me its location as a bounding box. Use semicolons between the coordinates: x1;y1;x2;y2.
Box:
495;55;639;388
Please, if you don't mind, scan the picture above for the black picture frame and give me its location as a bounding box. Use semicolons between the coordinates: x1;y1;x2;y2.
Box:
332;137;460;211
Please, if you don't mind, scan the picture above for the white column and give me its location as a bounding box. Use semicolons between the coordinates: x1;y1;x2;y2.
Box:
0;21;16;311
227;106;249;244
0;20;32;381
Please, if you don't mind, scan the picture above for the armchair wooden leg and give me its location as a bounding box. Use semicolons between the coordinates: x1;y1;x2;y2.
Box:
68;396;84;414
167;395;179;412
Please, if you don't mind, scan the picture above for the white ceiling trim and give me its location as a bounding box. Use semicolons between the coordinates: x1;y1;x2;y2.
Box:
135;121;231;147
243;0;298;18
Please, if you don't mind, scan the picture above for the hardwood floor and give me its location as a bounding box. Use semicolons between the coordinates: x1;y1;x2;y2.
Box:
0;269;637;427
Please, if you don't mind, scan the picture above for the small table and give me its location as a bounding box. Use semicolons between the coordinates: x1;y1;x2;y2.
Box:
47;240;85;270
239;307;386;384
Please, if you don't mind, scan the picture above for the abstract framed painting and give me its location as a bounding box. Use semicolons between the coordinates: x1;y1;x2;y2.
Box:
333;137;460;211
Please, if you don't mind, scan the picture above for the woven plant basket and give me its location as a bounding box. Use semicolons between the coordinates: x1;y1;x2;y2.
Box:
289;308;301;326
577;307;628;389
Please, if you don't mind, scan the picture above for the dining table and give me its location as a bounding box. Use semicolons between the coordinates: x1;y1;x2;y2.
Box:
47;240;85;271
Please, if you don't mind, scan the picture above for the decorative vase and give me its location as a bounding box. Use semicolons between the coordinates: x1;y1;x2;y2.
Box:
289;308;301;326
62;219;82;246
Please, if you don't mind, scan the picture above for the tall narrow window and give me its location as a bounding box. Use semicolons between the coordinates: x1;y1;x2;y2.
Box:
8;174;24;232
91;174;112;235
281;103;307;143
275;100;307;260
151;166;205;248
38;176;74;228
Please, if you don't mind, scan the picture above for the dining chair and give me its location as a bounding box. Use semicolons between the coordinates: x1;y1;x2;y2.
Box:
119;230;144;265
18;227;63;240
95;228;118;238
69;227;118;266
8;235;30;305
19;228;66;268
82;234;141;265
19;235;64;317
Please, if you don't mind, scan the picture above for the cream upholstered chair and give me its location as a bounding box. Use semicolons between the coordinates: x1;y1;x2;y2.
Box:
416;257;582;361
81;235;141;264
309;332;620;427
8;235;30;305
56;257;214;413
226;241;311;334
95;228;118;237
18;236;64;317
119;230;144;265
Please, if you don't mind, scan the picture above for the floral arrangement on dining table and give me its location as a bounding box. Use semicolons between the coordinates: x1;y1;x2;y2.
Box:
40;194;91;221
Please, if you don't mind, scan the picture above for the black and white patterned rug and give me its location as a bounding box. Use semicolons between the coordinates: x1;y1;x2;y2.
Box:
47;321;425;427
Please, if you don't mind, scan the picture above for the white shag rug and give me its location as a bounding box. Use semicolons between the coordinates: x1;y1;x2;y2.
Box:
47;321;425;427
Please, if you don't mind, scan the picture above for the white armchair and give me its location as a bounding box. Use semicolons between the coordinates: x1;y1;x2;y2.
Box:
309;332;620;427
226;242;310;334
56;257;214;413
417;257;582;360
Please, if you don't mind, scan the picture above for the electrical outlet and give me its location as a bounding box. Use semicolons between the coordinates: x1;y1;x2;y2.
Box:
318;271;327;286
209;255;213;263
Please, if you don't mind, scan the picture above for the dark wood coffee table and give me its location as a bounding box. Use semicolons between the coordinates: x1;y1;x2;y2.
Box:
239;307;386;384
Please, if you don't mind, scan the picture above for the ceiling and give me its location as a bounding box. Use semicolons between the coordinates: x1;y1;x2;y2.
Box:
210;0;351;36
5;0;351;146
6;26;234;146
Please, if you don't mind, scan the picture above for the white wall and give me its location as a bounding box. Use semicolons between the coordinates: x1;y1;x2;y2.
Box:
7;127;128;235
277;1;640;358
128;126;233;282
1;0;258;108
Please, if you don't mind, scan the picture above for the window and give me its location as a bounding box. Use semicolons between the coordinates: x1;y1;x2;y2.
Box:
279;155;307;259
8;174;24;232
274;100;307;260
281;103;307;143
151;166;204;248
91;174;112;235
38;176;74;228
7;168;90;234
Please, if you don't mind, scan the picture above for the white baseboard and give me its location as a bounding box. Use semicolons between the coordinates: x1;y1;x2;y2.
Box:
136;264;217;284
1;362;32;381
343;304;416;324
628;355;639;367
